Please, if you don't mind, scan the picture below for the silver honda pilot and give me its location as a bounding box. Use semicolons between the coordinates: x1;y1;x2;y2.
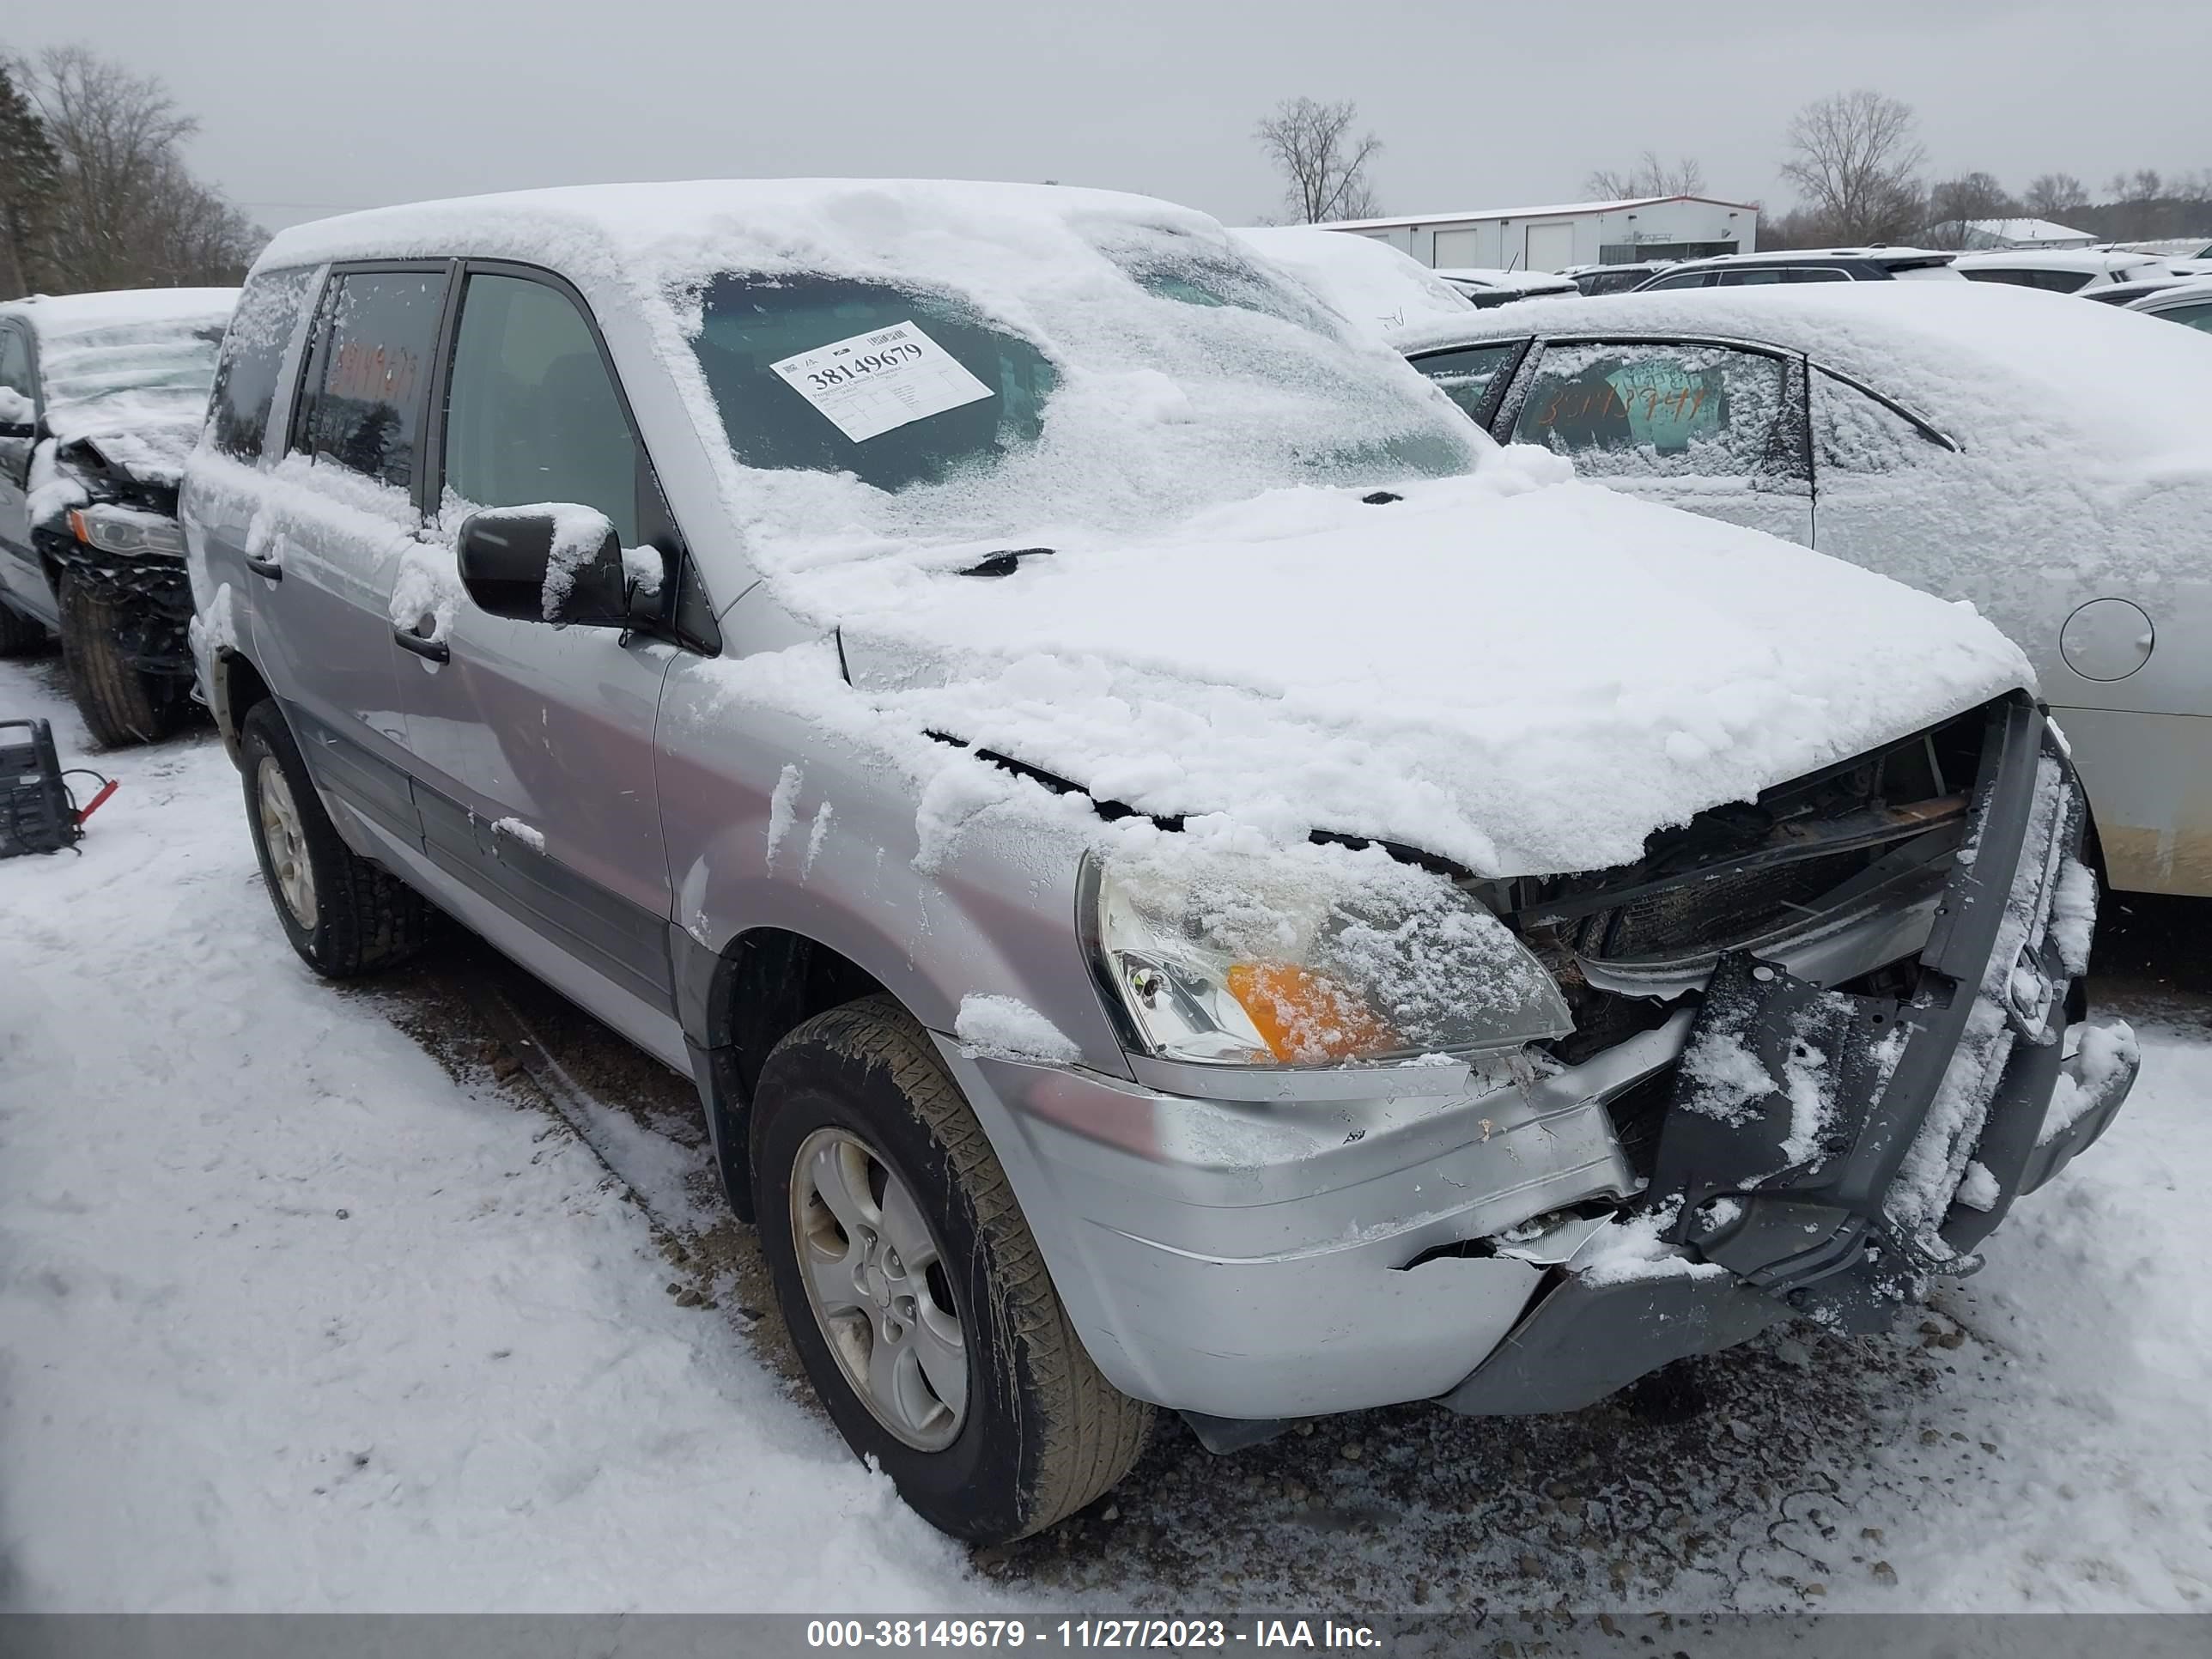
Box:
181;180;2139;1545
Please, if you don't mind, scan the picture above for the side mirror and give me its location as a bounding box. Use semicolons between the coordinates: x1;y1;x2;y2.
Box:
456;505;641;629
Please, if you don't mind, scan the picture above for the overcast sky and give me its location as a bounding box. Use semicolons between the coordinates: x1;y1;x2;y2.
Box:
10;0;2208;234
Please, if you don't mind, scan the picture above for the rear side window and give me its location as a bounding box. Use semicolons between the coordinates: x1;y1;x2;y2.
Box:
208;267;313;463
1714;269;1786;286
441;272;641;544
1407;341;1523;425
293;270;447;491
1510;342;1786;477
1787;267;1851;283
1812;371;1942;474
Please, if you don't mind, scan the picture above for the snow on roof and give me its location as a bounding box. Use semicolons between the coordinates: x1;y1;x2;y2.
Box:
1321;195;1759;232
1960;218;2094;245
1395;280;2212;467
2130;276;2212;308
1229;226;1474;339
1952;248;2166;274
0;287;237;338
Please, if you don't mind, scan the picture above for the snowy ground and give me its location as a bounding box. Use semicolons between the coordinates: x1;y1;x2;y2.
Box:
2;651;2208;1613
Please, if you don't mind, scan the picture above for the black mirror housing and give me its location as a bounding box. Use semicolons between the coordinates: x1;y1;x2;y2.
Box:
456;506;631;628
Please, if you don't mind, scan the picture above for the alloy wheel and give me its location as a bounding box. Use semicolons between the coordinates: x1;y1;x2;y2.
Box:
789;1126;969;1450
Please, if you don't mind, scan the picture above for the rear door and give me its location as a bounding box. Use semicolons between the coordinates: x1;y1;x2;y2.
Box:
258;264;449;852
391;262;686;1060
1497;335;1814;545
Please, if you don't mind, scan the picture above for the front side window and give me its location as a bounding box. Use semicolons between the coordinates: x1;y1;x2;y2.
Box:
1960;268;2033;287
1407;342;1524;425
1510;342;1786;477
294;270;446;491
2154;301;2212;332
1638;270;1715;291
441;273;641;544
209;267;313;463
2035;270;2093;294
685;274;1059;495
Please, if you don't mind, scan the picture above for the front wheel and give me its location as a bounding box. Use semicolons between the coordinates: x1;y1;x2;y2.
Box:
753;997;1152;1543
57;574;184;747
239;699;431;977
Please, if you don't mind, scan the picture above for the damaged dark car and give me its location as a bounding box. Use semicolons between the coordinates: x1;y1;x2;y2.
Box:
0;288;237;744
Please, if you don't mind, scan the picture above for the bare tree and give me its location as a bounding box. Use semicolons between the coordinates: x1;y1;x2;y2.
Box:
1586;152;1706;201
2106;167;2165;204
1778;90;1928;244
1923;171;2016;246
0;60;60;297
20;45;263;291
1255;97;1383;223
2021;172;2087;217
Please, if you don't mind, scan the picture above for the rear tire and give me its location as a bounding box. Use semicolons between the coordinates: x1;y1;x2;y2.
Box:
240;699;431;977
58;574;183;747
753;996;1152;1543
0;601;46;657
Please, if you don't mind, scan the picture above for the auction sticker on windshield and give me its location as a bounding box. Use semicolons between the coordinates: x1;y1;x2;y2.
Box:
770;321;994;443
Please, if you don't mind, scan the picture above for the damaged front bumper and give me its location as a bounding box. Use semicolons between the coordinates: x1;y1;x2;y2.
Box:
941;696;2136;1431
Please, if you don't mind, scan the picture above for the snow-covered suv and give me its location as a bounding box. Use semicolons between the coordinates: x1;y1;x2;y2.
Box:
181;180;2138;1545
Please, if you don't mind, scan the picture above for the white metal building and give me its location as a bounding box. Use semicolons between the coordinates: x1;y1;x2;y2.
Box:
1322;195;1759;272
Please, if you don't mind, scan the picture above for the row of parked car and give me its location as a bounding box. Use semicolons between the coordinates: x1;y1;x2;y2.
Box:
0;179;2191;1544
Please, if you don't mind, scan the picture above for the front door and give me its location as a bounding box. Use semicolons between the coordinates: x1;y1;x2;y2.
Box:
392;264;681;1055
1502;337;1814;546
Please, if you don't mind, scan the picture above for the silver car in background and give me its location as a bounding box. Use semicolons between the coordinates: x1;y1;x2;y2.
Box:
1385;283;2212;899
182;181;2136;1545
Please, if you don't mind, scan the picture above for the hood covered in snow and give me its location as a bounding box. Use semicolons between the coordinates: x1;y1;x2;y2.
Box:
825;464;2034;878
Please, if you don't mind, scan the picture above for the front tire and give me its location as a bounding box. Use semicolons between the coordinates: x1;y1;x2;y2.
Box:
240;699;431;977
57;573;183;746
753;997;1152;1543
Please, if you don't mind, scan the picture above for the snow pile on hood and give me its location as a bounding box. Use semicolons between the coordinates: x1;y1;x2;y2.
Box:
5;288;237;485
830;465;2031;876
1230;226;1475;340
1396;282;2212;470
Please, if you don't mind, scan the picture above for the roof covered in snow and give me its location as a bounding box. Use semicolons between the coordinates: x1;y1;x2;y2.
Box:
1954;217;2095;247
0;287;237;340
1320;195;1759;233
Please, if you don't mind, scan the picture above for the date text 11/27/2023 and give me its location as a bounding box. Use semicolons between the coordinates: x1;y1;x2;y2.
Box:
805;1619;1384;1650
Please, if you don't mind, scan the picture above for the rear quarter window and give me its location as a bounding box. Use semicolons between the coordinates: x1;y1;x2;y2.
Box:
208;268;313;463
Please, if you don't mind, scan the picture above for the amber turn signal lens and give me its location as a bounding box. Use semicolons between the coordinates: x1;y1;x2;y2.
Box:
1224;962;1397;1064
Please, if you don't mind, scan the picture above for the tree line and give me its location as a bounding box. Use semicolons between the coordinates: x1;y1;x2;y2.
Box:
1;44;265;300
1252;88;2209;250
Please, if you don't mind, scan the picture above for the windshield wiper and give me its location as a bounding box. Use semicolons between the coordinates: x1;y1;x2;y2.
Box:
959;546;1054;578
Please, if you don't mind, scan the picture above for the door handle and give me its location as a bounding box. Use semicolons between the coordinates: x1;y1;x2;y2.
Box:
394;617;450;663
242;551;282;580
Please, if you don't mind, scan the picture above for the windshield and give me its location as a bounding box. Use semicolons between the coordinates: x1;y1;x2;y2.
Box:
40;317;225;426
677;234;1480;547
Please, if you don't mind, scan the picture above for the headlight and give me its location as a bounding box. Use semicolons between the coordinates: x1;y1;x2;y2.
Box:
69;505;184;559
1080;831;1572;1068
